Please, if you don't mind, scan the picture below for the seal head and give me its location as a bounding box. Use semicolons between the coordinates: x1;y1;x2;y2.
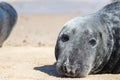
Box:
55;14;114;77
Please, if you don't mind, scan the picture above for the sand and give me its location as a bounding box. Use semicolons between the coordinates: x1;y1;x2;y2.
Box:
0;14;120;80
4;14;79;46
0;47;120;80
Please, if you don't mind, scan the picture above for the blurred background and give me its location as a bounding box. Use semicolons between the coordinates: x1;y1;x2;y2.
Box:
3;0;110;14
1;0;110;47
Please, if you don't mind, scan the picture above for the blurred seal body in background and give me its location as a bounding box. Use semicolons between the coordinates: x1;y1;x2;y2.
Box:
0;2;17;47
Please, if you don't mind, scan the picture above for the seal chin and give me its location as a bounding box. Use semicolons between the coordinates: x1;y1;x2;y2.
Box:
63;71;88;78
64;73;87;78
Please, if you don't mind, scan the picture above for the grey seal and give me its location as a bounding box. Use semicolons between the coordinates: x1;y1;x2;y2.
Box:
55;1;120;77
0;2;17;47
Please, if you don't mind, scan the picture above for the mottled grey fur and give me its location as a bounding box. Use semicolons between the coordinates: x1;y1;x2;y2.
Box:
111;0;120;2
0;2;17;47
55;1;120;77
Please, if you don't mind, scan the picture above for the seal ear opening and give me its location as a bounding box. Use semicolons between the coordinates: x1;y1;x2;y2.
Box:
99;32;102;39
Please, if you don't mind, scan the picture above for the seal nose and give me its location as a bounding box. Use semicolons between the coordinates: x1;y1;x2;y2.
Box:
64;63;78;76
56;62;79;77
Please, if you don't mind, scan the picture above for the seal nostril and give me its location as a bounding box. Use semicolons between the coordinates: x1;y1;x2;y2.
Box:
61;34;69;42
75;68;80;76
63;64;67;73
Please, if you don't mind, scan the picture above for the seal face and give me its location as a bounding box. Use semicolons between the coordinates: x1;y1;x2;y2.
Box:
55;1;120;77
0;2;17;47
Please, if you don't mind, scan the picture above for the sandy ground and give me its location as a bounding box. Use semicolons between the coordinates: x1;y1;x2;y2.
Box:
4;14;79;47
0;47;120;80
0;14;119;80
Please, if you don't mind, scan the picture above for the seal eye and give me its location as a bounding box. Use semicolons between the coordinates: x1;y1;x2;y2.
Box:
61;34;69;42
89;39;97;46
